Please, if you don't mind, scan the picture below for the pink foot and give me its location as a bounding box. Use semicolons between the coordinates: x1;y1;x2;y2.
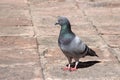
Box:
70;68;77;71
62;67;70;71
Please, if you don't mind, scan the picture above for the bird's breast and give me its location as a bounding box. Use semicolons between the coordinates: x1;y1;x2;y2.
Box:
58;36;72;45
59;43;70;53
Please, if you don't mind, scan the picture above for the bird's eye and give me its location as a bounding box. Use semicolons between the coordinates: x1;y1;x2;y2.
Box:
59;20;63;22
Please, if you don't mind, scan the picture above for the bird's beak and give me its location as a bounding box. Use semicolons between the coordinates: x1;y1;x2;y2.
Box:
55;22;59;25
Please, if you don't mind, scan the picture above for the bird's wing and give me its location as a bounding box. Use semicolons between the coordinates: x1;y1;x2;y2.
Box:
70;36;86;54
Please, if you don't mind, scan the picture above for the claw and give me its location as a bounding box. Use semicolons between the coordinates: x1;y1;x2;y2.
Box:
62;67;70;71
70;68;77;71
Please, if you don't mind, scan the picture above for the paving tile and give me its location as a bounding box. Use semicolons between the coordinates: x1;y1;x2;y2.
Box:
111;8;120;14
30;0;90;26
0;0;28;8
0;10;32;26
0;2;28;10
0;49;39;65
84;8;112;17
0;18;32;26
40;48;119;80
66;16;90;26
29;0;76;10
83;2;120;26
102;35;120;48
71;24;97;35
30;3;79;17
80;35;106;48
0;26;34;37
112;48;120;62
87;1;120;8
31;10;89;26
35;26;59;36
35;24;97;37
30;1;77;15
37;36;58;48
96;25;120;35
84;8;117;26
0;0;27;4
0;36;37;50
32;15;56;26
31;8;87;26
89;0;120;2
43;63;120;80
0;63;43;80
75;0;120;10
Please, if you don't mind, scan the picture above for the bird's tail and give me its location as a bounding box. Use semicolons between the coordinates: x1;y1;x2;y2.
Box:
86;47;98;57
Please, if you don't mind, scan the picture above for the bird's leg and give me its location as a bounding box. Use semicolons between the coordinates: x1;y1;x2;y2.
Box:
63;64;70;71
70;61;79;71
70;58;79;71
63;57;72;71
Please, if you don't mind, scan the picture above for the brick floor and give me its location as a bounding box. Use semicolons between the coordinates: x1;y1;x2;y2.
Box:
0;0;120;80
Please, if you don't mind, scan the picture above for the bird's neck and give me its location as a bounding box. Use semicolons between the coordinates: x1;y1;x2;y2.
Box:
60;24;72;35
59;24;75;45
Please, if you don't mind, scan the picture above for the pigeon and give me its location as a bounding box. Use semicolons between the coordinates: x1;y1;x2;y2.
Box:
55;16;98;71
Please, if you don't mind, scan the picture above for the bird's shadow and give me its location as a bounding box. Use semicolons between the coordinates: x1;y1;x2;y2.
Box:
66;61;101;69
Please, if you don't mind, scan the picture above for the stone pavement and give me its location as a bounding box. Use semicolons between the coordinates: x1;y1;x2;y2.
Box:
0;0;120;80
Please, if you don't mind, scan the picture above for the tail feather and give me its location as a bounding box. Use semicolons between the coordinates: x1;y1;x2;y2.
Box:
86;47;98;57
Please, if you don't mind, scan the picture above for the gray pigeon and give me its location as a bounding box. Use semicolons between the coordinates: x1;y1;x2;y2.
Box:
55;16;98;71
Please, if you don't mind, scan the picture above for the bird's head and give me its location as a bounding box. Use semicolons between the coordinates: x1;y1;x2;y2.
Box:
55;16;70;26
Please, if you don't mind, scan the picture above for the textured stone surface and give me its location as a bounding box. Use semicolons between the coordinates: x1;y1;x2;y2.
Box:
40;48;119;80
0;63;43;80
84;8;114;26
102;35;120;48
32;0;120;80
0;26;34;37
112;48;120;62
96;25;120;35
0;0;120;80
0;36;37;50
0;0;44;80
0;0;28;10
80;35;106;48
37;36;58;47
35;26;59;36
0;9;32;26
0;49;39;64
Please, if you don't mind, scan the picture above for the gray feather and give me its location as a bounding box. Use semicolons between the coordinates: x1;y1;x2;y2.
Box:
59;36;87;58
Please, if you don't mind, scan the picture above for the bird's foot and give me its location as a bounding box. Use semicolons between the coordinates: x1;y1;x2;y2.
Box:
70;68;77;71
62;67;70;71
